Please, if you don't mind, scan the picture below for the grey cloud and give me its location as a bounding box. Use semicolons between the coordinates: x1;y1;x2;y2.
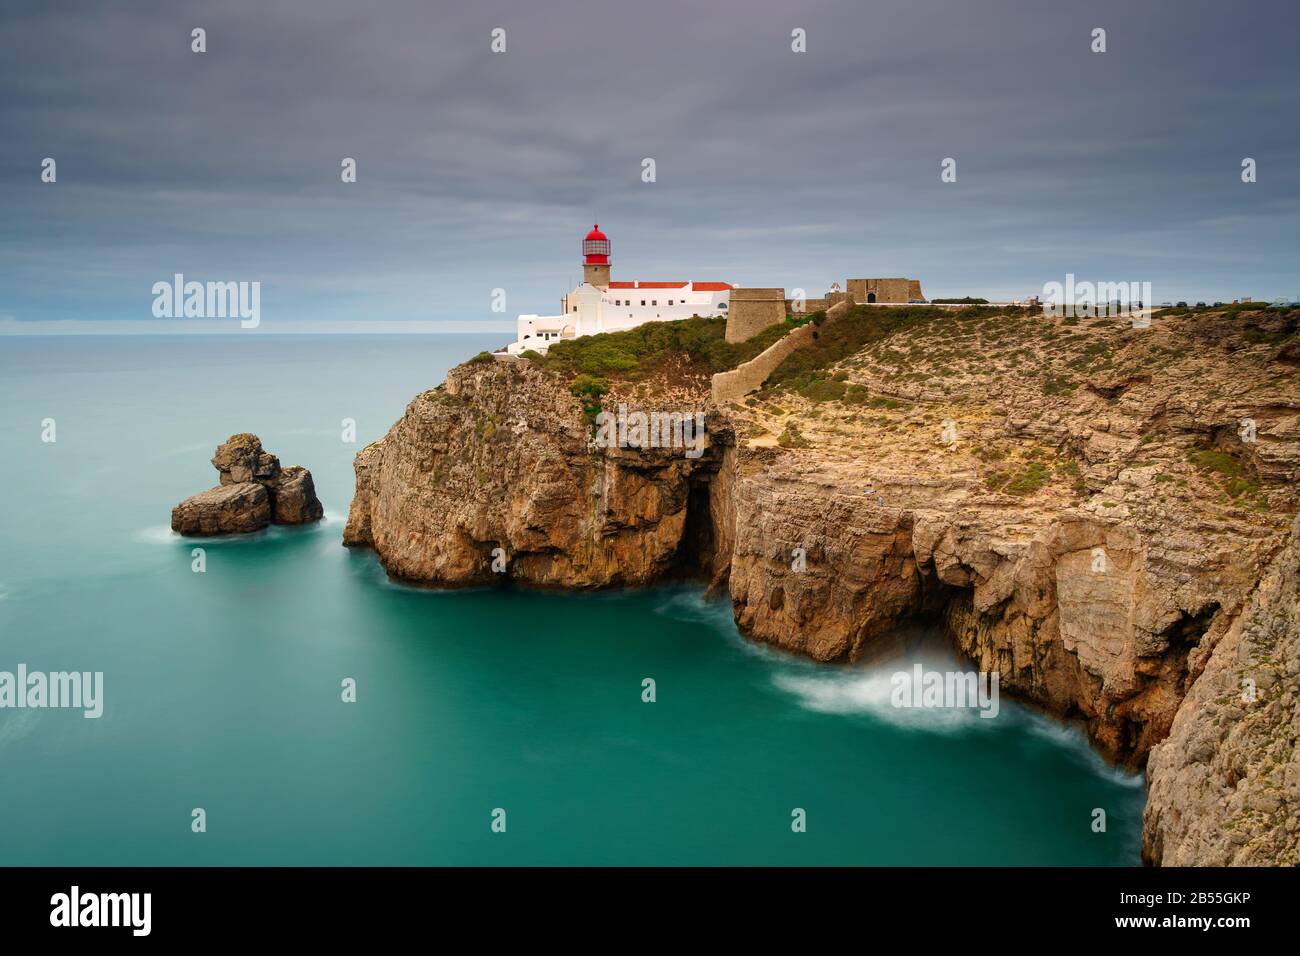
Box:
1;0;1298;329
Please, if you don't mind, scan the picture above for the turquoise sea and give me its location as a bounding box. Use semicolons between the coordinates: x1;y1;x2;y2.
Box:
0;335;1143;865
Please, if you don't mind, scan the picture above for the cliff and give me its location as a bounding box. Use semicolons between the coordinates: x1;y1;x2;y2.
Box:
344;360;734;587
1143;511;1300;864
345;306;1300;863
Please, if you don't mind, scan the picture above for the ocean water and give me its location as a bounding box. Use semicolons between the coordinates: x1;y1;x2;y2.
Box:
0;335;1143;865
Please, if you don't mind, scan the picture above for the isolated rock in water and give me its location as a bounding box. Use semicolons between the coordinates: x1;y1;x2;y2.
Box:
212;432;280;485
273;465;325;524
171;482;271;536
171;433;323;535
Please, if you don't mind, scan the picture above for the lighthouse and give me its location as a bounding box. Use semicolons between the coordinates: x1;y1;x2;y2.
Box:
502;224;731;356
582;224;611;288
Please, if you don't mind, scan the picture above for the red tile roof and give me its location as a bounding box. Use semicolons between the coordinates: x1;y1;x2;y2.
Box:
607;281;731;291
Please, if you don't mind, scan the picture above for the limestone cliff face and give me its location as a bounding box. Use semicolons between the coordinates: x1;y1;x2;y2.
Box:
1142;513;1300;865
716;308;1297;774
344;361;731;587
346;307;1299;864
723;449;1281;766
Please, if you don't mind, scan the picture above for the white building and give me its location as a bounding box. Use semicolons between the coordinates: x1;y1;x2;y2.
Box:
504;225;731;355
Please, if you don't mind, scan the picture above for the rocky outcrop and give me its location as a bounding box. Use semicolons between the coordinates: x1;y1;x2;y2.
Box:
346;306;1300;863
344;362;730;586
1142;512;1300;865
172;433;323;535
171;482;271;536
273;465;324;524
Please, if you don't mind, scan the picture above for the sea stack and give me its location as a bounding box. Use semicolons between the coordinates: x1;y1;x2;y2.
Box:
171;433;323;535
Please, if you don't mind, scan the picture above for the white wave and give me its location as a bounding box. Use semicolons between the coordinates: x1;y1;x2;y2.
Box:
135;511;341;547
772;668;984;732
135;525;182;544
134;524;271;546
652;588;734;628
1021;710;1145;788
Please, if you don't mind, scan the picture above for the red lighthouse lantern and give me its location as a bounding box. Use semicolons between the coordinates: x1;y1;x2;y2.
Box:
582;224;610;264
581;224;611;287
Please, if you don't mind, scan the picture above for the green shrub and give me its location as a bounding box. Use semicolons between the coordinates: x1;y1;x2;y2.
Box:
1003;461;1050;495
1187;448;1243;478
537;315;787;379
792;377;847;402
1042;376;1076;396
1224;477;1258;499
987;460;1051;496
569;374;610;423
778;424;810;448
763;305;953;390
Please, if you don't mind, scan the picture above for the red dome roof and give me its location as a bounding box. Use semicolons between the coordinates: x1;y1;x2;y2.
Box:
582;224;610;265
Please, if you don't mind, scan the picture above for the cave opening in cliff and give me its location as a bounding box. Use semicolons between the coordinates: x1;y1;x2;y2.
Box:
1163;601;1221;695
670;476;718;581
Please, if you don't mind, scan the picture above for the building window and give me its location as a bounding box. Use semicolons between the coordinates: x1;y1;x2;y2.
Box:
641;300;646;306
652;300;658;306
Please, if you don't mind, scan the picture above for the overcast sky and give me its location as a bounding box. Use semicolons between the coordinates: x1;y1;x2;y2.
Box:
2;0;1298;333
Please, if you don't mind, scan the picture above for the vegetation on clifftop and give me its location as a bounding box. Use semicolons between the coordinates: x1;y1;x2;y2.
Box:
762;303;1032;395
524;315;791;380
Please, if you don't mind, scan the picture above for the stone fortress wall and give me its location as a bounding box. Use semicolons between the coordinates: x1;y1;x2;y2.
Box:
847;277;924;305
711;299;853;404
728;276;923;344
715;276;923;403
724;288;787;344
